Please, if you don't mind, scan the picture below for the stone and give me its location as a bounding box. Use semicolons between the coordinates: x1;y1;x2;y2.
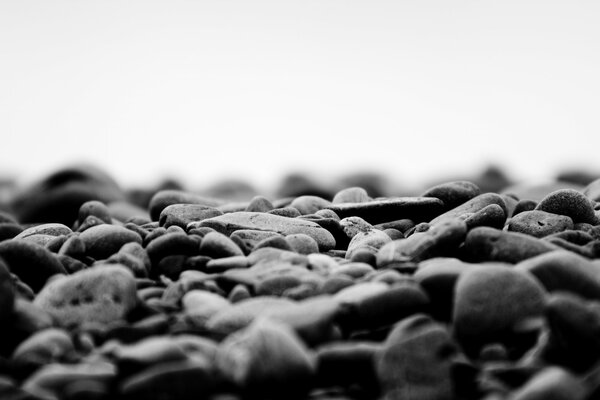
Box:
453;265;547;357
584;177;600;202
198;212;336;251
57;235;86;260
253;235;294;252
158;204;222;229
285;233;320;255
34;265;137;328
421;180;481;211
199;232;244;259
148;189;225;221
428;193;507;226
79;224;142;260
11;328;75;371
509;366;587;400
245;195;274;212
14;223;72;240
145;233;200;266
535;189;597;224
463;227;560;264
316;341;380;392
462;203;507;230
327;197;444;225
0;240;66;293
512;199;538;216
377;218;467;268
346;229;391;260
290;195;332;215
376;314;459;400
516;250;600;301
77;200;112;225
332;187;371;204
216;318;315;398
507;210;573;238
339;216;373;239
182;289;231;324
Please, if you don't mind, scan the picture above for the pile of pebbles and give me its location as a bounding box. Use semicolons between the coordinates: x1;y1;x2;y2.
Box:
2;166;600;399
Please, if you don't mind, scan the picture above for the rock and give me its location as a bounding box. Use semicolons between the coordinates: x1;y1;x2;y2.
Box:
77;200;112;226
326;197;444;225
428;193;507;226
285;234;320;255
198;212;336;251
182;290;231;323
158;204;223;229
253;235;295;252
199;232;244;259
34;265;137;328
148;190;225;221
513;199;538;216
516;250;600;301
79;224;142;260
509;366;587;400
316;341;380;392
145;232;200;266
462;203;507;230
421;180;481;211
332;187;371;204
453;265;547;357
346;229;391;259
11;328;75;371
290;195;332;215
229;230;284;253
535;189;597;224
377;218;467;268
0;240;66;293
584;178;600;202
245;195;274;212
463;227;560;264
507;210;573;238
216;318;315;398
14;224;72;240
376;314;459;400
339;216;373;239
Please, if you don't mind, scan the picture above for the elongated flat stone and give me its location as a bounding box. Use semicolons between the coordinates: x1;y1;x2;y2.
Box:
197;212;336;251
326;197;445;225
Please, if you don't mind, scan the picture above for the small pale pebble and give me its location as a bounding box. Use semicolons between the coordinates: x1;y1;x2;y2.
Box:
285;233;320;255
332;187;371;204
345;228;391;260
245;195;274;212
290;195;332;215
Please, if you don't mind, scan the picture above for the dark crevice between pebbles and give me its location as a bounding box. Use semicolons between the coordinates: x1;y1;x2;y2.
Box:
0;164;600;399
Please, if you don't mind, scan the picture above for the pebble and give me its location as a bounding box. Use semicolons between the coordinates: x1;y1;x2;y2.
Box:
285;233;320;254
0;257;15;324
216;318;315;398
428;192;507;226
509;366;587;400
198;212;336;251
245;195;275;212
584;177;600;202
14;223;72;240
77;200;112;226
327;197;445;225
78;224;142;260
507;210;573;237
34;264;137;328
453;265;547;357
290;195;332;215
535;188;597;224
158;204;223;229
199;231;244;258
332;187;371;204
345;228;391;260
148;189;225;221
421;180;481;211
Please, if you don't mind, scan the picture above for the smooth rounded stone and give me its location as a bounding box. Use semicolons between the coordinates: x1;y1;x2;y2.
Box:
334;281;388;304
339;216;373;239
228;284;251;303
507;210;574;238
0;257;15;324
268;206;302;218
253;235;294;252
22;360;117;400
182;289;231;323
198;212;336;251
76;215;105;233
321;275;355;295
542;292;600;372
77;200;112;226
118;242;150;270
376;218;467;268
428;193;508;226
543;236;600;258
119;357;215;400
145;233;200;266
216;318;315;398
327;197;445;225
382;228;403;240
290;195;332;215
376;314;459;400
199;232;244;259
332;187;371;204
78;224;142;260
285;233;320;255
421;180;481;211
414;258;487;322
0;240;66;293
346;229;391;260
462;203;507;230
245;195;274;212
330;262;375;279
248;247;309;267
315;208;340;220
509;366;587;400
11;328;75;370
148;189;225;221
229;230;283;253
11;164;125;225
515;250;600;300
535;189;597;224
584;177;600;202
34;265;137;328
15;224;72;240
375;219;415;234
0;223;23;242
463;227;560;264
206;255;249;273
20;234;58;247
205;297;295;337
316;341;380;392
513;199;538;216
453;266;547;357
157;204;223;230
57;235;86;260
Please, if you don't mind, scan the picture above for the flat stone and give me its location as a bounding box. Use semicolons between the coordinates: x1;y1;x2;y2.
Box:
429;192;507;226
34;264;137;328
326;197;444;225
15;223;72;240
198;212;336;251
148;189;225;221
158;204;223;229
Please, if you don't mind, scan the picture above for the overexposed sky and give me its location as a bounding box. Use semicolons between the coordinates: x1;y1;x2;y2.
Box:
1;0;599;190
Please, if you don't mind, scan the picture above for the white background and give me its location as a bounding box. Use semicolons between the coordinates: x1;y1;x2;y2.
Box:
1;0;599;192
